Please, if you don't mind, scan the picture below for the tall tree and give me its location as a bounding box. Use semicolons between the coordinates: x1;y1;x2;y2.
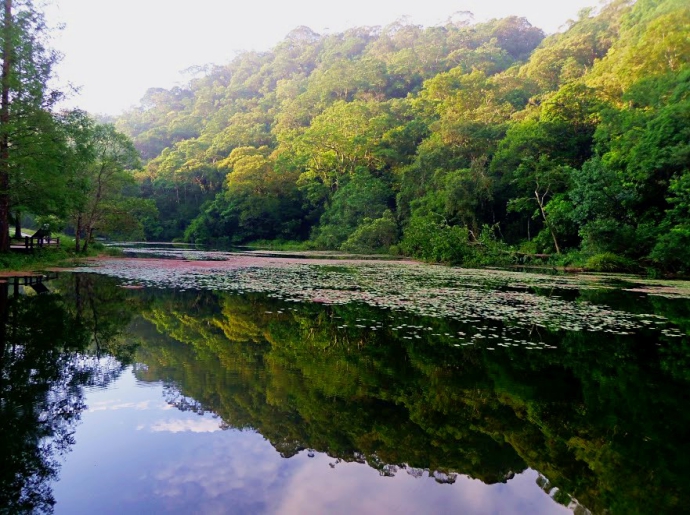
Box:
0;0;13;251
0;0;60;251
69;123;143;253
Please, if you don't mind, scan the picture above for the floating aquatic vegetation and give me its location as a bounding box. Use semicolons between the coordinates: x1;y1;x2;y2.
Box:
63;252;690;341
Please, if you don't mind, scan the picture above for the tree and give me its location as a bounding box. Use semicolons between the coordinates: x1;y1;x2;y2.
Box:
492;107;597;252
184;146;305;244
507;155;570;253
0;0;61;251
9;109;79;238
444;157;494;236
105;0;690;269
312;169;393;249
69;123;144;253
293;100;399;191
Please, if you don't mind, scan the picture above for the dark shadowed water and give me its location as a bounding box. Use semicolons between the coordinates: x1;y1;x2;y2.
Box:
1;252;689;514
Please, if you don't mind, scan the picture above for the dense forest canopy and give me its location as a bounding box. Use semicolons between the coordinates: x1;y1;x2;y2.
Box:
1;0;689;272
110;0;690;271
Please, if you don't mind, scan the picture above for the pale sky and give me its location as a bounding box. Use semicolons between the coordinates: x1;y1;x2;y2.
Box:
44;0;601;115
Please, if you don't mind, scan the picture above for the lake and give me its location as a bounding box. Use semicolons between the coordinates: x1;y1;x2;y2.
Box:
1;248;689;514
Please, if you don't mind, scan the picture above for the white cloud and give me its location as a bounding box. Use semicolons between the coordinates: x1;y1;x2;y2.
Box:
148;418;223;434
87;399;153;412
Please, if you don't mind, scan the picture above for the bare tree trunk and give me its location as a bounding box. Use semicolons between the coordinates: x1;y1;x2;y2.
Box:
81;163;106;254
535;189;560;254
74;273;83;320
81;219;92;253
75;214;82;253
82;227;94;253
12;209;19;239
0;280;7;352
0;0;12;253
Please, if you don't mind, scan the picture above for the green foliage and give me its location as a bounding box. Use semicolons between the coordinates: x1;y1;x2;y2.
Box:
0;0;66;251
244;239;314;251
313;170;393;249
651;226;690;270
64;121;152;252
105;0;690;272
184;147;306;245
584;252;639;272
0;232;99;271
400;215;473;264
340;209;398;253
35;215;64;234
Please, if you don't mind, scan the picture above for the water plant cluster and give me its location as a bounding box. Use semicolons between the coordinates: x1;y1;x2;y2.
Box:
71;252;687;343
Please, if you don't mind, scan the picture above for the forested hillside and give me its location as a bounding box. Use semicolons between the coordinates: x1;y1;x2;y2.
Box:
117;0;690;271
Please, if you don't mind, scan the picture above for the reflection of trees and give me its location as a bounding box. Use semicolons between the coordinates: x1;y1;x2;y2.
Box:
0;275;139;514
59;274;145;367
134;290;690;514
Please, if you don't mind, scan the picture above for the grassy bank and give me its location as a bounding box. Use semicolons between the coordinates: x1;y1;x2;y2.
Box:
0;235;121;272
245;239;664;276
242;239;315;251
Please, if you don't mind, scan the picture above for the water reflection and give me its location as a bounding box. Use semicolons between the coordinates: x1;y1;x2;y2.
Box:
130;287;690;514
0;275;140;513
1;273;689;514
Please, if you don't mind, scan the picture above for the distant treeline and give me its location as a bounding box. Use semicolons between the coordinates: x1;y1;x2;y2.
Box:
116;0;690;271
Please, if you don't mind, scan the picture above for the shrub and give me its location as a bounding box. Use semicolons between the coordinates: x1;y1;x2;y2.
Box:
400;215;473;265
340;210;398;253
584;252;638;272
313;170;393;249
649;225;690;272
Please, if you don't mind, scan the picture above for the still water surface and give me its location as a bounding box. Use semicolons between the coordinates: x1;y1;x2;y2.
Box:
1;250;689;514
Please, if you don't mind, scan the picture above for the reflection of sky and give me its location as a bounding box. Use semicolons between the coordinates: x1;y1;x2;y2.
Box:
52;369;570;515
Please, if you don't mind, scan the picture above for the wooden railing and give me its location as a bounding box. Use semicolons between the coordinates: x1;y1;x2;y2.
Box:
23;234;60;251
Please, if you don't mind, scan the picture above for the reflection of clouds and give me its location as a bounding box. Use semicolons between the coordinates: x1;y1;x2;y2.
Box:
127;435;568;515
142;434;285;514
148;418;222;434
58;371;570;515
273;457;568;515
87;399;155;412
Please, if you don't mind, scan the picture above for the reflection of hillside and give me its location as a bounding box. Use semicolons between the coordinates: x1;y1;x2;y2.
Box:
133;290;690;514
